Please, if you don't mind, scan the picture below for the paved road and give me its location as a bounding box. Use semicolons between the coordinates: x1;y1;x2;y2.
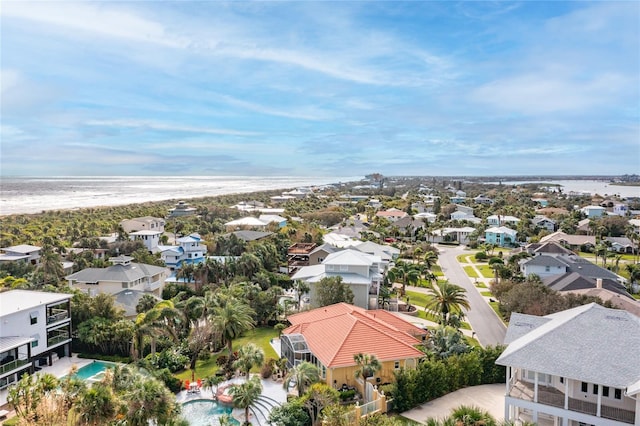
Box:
435;244;507;347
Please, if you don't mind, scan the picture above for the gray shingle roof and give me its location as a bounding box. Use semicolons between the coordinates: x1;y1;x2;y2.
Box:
66;262;167;283
522;255;567;268
544;272;629;296
496;303;640;389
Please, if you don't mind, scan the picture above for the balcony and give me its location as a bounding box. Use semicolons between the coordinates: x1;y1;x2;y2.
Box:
144;280;162;291
47;334;70;347
47;309;69;324
0;358;30;375
509;380;636;424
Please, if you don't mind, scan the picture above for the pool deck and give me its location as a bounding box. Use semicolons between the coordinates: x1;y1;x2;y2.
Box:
177;375;288;424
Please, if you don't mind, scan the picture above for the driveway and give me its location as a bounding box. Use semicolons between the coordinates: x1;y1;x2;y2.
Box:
400;383;505;423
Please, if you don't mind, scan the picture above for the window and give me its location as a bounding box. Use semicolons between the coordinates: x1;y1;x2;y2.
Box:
394;361;400;369
560;377;564;384
593;384;599;395
614;389;622;400
30;311;38;325
545;266;550;272
603;386;609;397
31;340;38;348
581;382;588;393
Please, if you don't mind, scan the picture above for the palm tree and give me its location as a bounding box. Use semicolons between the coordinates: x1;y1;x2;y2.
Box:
387;261;420;295
353;353;382;382
211;299;256;356
488;257;504;285
422;250;438;270
283;361;320;397
76;383;117;425
425;325;470;359
449;405;497;426
233;343;265;380
424;281;471;326
229;375;262;425
202;375;225;399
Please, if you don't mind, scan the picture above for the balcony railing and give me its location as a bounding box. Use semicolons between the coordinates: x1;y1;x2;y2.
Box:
509;380;636;425
47;334;70;347
0;358;29;375
47;310;69;324
144;280;162;291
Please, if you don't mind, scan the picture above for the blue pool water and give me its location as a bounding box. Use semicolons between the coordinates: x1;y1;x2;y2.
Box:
72;361;116;381
181;400;239;426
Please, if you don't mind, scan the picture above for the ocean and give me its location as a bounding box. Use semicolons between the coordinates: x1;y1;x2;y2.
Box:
0;176;359;216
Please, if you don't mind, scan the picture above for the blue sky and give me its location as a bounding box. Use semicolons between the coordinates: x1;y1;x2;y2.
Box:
1;1;638;177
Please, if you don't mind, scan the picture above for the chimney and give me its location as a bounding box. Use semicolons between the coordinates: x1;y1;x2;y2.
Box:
596;278;603;289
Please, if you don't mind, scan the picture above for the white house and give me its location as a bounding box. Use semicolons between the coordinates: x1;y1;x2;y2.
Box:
496;303;640;426
259;214;287;228
432;227;477;244
291;249;383;310
0;245;42;265
0;290;73;403
580;205;606;218
120;216;165;233
159;234;207;270
66;255;169;296
168;201;197;217
129;230;162;253
612;204;629;216
487;215;521;226
224;217;269;230
531;216;557;233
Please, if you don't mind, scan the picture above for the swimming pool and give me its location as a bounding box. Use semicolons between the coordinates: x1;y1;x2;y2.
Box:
71;361;117;382
181;400;239;426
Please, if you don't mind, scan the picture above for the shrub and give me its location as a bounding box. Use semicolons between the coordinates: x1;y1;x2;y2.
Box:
153;367;183;393
146;347;189;373
261;363;273;379
216;355;228;366
339;389;356;401
474;251;488;261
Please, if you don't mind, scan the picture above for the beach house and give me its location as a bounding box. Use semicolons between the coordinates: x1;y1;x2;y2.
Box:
159;234;207;270
0;245;41;265
496;303;640;426
120;216;165;233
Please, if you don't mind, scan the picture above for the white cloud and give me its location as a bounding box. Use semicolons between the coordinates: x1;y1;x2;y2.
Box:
85;119;260;136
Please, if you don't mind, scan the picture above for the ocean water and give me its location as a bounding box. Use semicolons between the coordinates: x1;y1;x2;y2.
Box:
0;176;358;216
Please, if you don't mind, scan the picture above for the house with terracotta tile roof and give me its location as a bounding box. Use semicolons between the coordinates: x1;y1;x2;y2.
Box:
281;303;426;391
375;208;408;222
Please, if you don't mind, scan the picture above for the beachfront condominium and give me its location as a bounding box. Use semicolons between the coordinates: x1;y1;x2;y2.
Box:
0;290;73;399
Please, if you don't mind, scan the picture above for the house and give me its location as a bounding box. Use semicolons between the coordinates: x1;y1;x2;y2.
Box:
323;232;361;248
485;226;518;247
112;289;162;318
473;195;494;205
224;217;269;230
612;204;629;216
308;243;341;265
432;227;477;244
450;211;481;224
168;201;197;217
223;230;273;243
580;205;606;218
449;196;467;204
543;274;629;298
291;249;384;310
0;244;41;265
159;234;207;270
129;230;162;253
230;200;266;212
605;237;636;254
287;243;317;275
120;216;165;233
393;217;427;238
375;208;408;222
540;231;595;251
487;215;521;226
496;303;640;426
281;303;426;390
0;290;73;404
576;218;592;234
520;251;620;282
531;216;557;233
270;195;296;203
259;214;287;228
629;219;640;234
65;255;169;296
353;241;400;267
369;199;383;209
531;198;549;207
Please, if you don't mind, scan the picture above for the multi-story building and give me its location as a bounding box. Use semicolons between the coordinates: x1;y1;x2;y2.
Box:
66;255;168;296
0;290;72;396
159;234;207;270
496;303;640;426
120;216;165;233
0;245;42;265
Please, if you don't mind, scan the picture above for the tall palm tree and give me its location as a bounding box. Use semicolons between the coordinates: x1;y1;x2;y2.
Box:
229;375;262;425
387;261;420;295
353;353;382;382
233;343;265;380
424;281;471;326
488;257;504;285
211;299;256;356
283;361;320;397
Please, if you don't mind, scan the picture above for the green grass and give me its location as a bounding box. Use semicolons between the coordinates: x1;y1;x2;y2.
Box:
456;254;469;262
476;265;495;279
463;266;479;278
489;301;507;325
633;294;640;300
481;291;493;297
406;290;430;307
174;327;279;381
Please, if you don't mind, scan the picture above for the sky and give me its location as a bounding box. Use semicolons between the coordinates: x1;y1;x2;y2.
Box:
1;1;639;177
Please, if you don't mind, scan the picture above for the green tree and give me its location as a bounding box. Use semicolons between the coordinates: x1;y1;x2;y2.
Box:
353;353;382;381
211;299;256;356
424;281;471;326
315;276;354;307
387;261;420;295
425;326;470;359
283;361;321;397
229;375;263;425
234;343;265;380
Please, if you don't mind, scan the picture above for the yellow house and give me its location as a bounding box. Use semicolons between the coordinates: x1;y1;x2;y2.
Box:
281;303;426;390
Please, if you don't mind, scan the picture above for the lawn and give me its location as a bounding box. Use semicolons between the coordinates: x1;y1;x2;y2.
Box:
463;266;479;278
481;291;493;297
489;301;507;325
175;327;279;381
476;265;495;279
